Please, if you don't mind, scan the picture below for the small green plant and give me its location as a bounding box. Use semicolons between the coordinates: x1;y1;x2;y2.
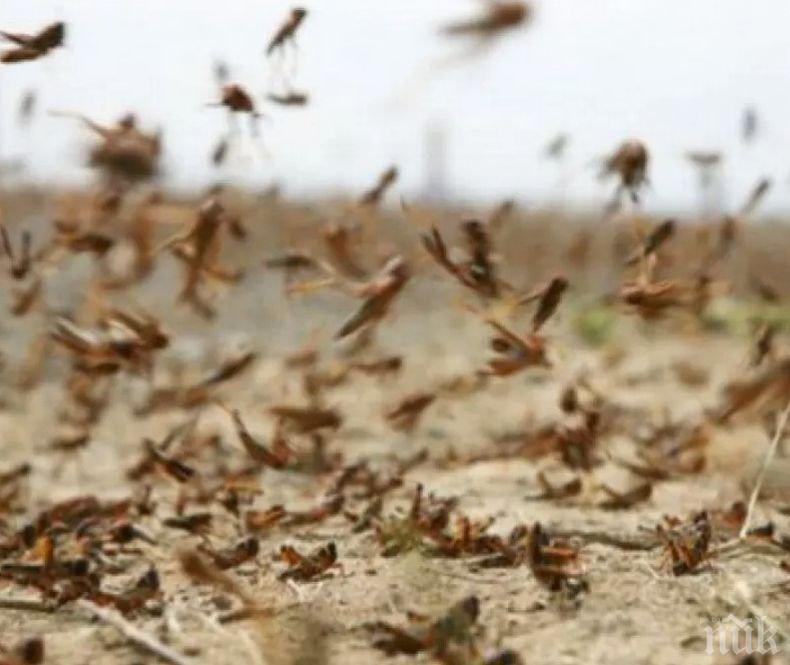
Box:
377;515;424;557
572;304;617;347
701;298;790;336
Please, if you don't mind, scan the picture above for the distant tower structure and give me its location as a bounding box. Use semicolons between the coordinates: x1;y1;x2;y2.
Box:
685;151;724;218
423;121;448;203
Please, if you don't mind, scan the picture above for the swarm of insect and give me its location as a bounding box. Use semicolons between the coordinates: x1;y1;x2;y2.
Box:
1;21;64;63
7;7;790;664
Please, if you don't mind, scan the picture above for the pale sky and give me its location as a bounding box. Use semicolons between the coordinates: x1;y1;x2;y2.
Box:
2;0;790;213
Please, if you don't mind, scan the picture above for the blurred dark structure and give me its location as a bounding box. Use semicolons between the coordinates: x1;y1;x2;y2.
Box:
422;121;448;203
685;151;724;217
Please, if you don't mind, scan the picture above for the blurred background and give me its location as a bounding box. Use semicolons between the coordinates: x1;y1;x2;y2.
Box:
1;0;789;213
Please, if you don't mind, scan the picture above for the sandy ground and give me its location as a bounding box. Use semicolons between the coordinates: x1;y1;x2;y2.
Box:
1;193;790;665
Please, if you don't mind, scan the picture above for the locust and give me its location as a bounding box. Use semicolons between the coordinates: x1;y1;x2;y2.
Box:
1;21;64;63
267;8;308;57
